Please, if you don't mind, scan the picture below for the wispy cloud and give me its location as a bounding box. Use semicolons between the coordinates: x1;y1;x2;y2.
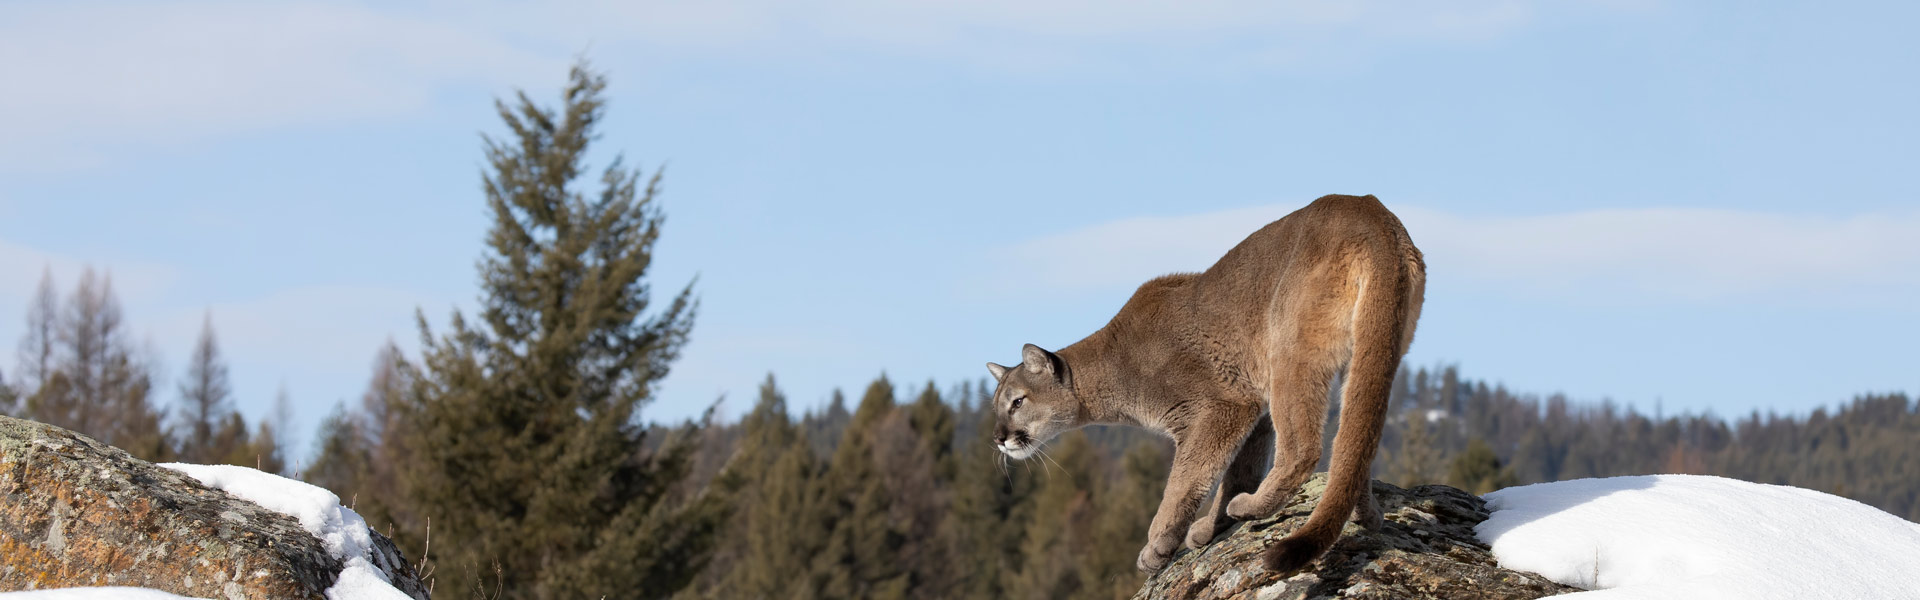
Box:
992;203;1920;307
0;1;555;170
0;0;1631;170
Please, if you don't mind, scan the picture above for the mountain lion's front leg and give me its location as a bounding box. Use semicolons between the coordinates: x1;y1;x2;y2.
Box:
1186;418;1273;550
1138;406;1261;573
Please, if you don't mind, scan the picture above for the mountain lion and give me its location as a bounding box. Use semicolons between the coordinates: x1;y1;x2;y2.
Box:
986;194;1425;575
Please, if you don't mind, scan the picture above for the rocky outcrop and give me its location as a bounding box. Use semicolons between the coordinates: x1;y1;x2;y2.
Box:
1135;475;1577;600
0;415;429;599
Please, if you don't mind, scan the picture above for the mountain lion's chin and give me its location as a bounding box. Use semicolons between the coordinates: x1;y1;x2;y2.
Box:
1001;445;1036;460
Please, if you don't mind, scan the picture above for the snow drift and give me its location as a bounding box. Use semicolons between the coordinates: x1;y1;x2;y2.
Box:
1477;474;1920;599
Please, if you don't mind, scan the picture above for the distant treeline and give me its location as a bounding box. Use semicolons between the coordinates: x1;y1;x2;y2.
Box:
633;364;1918;599
3;267;289;473
1370;364;1919;520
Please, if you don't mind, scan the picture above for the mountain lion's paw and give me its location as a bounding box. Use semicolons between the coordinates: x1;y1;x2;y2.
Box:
1351;498;1383;531
1136;534;1179;573
1185;513;1221;550
1226;492;1276;520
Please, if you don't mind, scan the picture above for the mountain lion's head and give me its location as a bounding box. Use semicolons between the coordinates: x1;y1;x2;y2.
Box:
985;343;1076;460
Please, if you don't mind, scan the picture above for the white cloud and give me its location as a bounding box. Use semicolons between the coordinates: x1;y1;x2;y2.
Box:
993;203;1920;307
0;0;1636;169
422;0;1549;50
497;0;1552;73
0;1;557;170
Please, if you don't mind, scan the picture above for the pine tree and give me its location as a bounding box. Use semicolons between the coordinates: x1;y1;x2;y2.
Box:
885;382;958;596
397;61;716;600
0;368;15;416
1446;438;1515;494
24;267;170;460
304;342;418;537
908;380;957;482
816;375;907;599
306;402;373;506
176;313;235;464
947;397;1037;600
15;268;57;393
1090;441;1167;598
1011;430;1102;600
209;412;256;467
715;374;832;600
806;388;852;459
1391;409;1443;487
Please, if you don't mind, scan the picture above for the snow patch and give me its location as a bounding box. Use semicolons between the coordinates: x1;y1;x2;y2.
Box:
1476;474;1920;599
158;463;415;600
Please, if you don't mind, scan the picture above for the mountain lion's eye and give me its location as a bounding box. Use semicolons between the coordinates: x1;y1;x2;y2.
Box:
1011;397;1025;411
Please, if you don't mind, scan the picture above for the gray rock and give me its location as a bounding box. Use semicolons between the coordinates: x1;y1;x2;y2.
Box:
1133;474;1576;600
0;415;430;599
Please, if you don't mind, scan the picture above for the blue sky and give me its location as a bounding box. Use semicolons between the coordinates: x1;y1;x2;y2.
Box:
2;1;1915;457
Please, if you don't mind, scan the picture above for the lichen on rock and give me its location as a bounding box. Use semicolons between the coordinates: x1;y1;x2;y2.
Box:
0;415;429;599
1133;474;1575;600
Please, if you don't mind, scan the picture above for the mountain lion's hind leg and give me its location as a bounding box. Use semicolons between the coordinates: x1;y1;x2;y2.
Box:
1139;403;1261;573
1186;418;1273;550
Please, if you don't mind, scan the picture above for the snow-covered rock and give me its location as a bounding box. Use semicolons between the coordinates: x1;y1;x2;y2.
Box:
161;464;422;600
0;415;428;600
1478;474;1920;599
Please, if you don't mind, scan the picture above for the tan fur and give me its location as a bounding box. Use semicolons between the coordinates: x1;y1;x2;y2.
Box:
986;194;1426;575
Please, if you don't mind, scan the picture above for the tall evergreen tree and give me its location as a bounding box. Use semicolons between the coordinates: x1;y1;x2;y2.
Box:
708;374;832;600
880;382;958;596
908;380;957;481
817;375;907;599
398;61;715;600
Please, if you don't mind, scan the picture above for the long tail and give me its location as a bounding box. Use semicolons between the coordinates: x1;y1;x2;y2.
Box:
1264;244;1414;574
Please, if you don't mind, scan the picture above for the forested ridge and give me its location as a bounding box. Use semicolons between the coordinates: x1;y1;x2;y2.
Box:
4;62;1915;599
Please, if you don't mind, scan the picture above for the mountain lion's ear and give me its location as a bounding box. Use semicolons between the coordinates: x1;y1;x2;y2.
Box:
1022;343;1058;376
986;362;1010;382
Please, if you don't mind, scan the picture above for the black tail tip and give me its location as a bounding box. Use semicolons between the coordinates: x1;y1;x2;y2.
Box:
1263;537;1327;575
